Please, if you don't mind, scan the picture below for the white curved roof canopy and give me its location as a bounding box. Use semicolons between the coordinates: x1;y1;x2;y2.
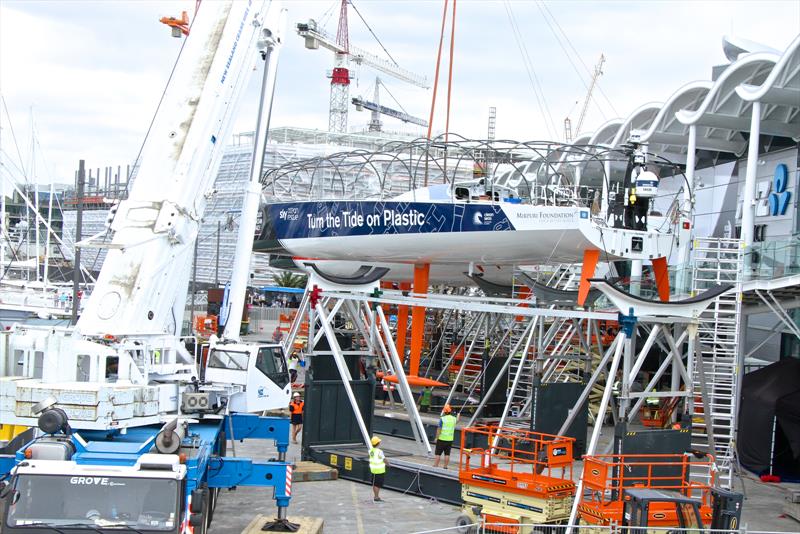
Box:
588;119;624;146
676;52;780;154
639;81;712;159
608;102;662;148
735;34;800;141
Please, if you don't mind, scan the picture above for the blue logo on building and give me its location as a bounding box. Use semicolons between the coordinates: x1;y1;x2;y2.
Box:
768;163;791;216
580;210;589;219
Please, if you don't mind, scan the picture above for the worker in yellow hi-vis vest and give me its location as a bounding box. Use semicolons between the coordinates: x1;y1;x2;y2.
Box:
433;404;457;469
369;435;389;502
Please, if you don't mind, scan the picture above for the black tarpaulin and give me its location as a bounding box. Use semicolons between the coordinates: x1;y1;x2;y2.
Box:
738;359;800;476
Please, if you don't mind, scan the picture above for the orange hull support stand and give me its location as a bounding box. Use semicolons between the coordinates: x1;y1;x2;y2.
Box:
395;282;412;362
409;264;430;377
578;249;601;307
652;256;671;302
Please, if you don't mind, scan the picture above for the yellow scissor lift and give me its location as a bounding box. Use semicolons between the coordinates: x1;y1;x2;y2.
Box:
456;425;576;533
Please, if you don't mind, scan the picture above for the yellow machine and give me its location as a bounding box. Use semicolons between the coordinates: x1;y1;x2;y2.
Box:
456;425;576;533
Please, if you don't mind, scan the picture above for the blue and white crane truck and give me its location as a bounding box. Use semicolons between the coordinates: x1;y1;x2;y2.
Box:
0;0;298;532
0;360;294;534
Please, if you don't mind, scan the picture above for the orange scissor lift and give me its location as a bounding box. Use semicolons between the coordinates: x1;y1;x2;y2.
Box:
577;453;716;530
458;426;577;532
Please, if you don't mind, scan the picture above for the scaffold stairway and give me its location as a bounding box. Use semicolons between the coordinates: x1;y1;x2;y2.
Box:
690;237;743;489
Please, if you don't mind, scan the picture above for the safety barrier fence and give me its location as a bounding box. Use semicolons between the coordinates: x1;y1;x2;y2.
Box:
412;524;784;534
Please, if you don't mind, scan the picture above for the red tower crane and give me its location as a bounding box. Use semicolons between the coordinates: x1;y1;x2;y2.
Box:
296;1;429;133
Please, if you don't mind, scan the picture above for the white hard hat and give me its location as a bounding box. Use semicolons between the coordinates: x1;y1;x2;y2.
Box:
293;392;300;398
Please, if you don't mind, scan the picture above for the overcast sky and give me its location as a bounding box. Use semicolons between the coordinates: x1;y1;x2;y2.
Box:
1;0;798;185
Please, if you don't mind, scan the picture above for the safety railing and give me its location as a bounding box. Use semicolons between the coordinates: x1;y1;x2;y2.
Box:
578;453;716;526
744;236;800;281
411;524;778;534
459;425;575;496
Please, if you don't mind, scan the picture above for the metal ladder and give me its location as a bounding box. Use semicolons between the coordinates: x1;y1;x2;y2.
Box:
690;237;743;489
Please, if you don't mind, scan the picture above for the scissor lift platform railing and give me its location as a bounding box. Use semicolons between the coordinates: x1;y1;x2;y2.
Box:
578;453;717;528
458;426;577;529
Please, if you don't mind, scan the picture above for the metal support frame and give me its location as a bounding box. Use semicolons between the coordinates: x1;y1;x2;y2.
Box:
741;101;762;250
465;317;538;425
755;289;800;341
566;330;625;532
628;330;690;420
315;302;372;447
694;339;717;456
443;315;487;407
557;335;621;436
282;288;310;354
376;305;432;454
495;316;538;430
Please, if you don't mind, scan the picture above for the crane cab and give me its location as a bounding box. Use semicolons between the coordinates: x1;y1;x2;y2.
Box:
203;342;292;413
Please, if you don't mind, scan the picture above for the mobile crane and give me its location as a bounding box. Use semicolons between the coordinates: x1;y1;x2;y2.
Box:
0;1;297;532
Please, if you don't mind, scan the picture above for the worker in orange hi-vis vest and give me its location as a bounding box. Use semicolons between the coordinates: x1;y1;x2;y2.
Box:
289;392;304;444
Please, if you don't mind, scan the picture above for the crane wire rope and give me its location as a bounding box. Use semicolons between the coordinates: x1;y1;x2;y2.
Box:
86;1;200;278
502;1;558;140
317;0;339;29
349;1;399;66
380;80;411;116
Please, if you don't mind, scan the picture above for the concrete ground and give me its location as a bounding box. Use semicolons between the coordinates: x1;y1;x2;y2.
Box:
209;432;800;534
218;339;798;532
208;438;462;534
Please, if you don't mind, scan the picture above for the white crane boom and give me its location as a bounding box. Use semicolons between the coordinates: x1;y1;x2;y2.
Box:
0;0;291;430
297;20;430;89
78;1;282;337
574;54;605;138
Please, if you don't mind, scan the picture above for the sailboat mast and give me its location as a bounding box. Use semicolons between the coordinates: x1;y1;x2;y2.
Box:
44;181;53;288
31;109;40;283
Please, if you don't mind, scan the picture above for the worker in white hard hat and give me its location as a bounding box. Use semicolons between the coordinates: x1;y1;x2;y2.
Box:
289;392;304;444
368;435;388;502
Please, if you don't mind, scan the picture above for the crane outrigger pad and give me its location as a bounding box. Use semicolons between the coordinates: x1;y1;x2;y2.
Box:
589;278;733;318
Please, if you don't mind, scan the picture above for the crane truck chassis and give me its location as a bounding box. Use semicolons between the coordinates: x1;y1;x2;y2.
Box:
0;341;298;533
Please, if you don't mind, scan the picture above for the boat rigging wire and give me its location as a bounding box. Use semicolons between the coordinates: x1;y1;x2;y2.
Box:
502;1;558;140
427;0;450;143
536;0;619;118
1;97;29;183
445;0;457;143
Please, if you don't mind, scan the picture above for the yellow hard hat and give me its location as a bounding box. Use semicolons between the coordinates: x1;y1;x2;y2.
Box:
371;436;382;446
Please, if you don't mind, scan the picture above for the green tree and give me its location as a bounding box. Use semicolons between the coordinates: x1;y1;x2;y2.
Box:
271;271;307;288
